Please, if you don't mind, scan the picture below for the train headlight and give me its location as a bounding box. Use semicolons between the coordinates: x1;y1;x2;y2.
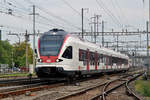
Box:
56;59;59;62
56;59;63;62
52;32;56;35
37;59;42;62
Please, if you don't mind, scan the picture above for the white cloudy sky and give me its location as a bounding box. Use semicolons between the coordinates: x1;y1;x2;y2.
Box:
0;0;149;45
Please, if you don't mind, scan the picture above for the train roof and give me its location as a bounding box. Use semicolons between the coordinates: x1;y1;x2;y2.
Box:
42;29;67;36
40;29;129;60
70;34;129;60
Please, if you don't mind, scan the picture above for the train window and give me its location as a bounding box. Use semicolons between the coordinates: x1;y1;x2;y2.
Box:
90;61;92;65
79;49;86;61
112;57;118;64
103;55;106;64
125;59;128;65
90;52;95;65
90;52;94;61
97;54;103;63
122;59;128;65
62;46;72;59
83;61;87;65
39;35;64;56
107;56;111;66
98;62;100;66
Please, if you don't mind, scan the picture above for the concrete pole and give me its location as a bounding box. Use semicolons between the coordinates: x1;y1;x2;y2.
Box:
147;21;149;71
117;34;119;52
102;20;104;46
82;8;84;38
25;30;28;71
33;5;36;71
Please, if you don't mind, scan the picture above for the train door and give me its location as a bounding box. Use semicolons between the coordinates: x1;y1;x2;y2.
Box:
106;56;108;69
94;51;98;70
86;49;89;70
111;56;112;69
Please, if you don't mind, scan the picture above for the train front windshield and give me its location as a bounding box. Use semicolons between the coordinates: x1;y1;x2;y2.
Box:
39;35;64;56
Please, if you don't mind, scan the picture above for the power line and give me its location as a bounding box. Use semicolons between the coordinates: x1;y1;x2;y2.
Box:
38;15;70;29
37;6;82;31
61;0;90;22
96;0;122;28
0;11;51;31
114;0;129;26
61;0;81;16
0;4;55;31
108;0;126;26
3;0;30;14
24;0;82;31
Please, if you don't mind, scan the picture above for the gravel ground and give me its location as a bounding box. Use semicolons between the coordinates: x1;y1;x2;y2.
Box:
106;81;146;100
2;75;118;100
1;73;145;100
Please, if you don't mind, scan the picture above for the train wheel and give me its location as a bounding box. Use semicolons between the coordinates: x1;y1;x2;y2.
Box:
66;76;73;84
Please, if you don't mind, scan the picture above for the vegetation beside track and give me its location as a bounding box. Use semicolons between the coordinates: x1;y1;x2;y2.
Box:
134;78;150;100
0;40;33;67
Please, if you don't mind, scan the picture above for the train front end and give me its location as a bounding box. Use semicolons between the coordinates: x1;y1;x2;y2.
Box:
35;29;71;78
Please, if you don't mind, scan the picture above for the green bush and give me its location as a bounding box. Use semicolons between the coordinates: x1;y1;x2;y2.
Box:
135;80;150;97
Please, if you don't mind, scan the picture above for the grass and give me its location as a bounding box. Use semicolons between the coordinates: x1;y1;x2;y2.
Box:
134;79;150;100
0;72;36;78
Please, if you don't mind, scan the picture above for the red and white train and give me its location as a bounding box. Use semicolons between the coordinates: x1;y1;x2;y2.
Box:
35;29;129;79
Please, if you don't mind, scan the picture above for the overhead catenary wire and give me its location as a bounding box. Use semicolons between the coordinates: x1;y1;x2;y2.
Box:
3;0;30;15
38;15;72;29
0;0;58;31
61;0;81;16
109;0;129;28
37;6;82;31
114;0;129;27
8;0;31;12
24;0;82;31
61;0;90;22
0;10;52;31
141;0;146;30
96;0;123;28
0;1;60;31
0;1;31;21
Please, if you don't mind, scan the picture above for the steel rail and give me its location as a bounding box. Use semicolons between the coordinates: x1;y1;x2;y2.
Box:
89;72;144;100
125;75;143;100
56;74;132;100
56;82;108;100
0;83;64;99
0;70;144;99
0;77;39;84
0;77;41;87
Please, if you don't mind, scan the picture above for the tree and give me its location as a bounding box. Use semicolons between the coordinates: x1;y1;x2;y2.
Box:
0;40;13;66
13;42;33;68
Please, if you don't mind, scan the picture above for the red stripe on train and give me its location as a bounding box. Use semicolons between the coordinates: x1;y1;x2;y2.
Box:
86;49;89;70
95;52;98;70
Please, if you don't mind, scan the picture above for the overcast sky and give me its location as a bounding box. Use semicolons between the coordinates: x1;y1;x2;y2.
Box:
0;0;149;46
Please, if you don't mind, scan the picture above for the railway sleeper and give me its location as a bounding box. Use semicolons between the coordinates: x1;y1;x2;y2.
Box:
125;89;134;96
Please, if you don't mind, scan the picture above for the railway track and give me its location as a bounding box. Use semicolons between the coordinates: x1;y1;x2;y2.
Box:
89;73;143;100
125;76;143;100
0;73;122;99
0;77;41;87
0;81;65;99
0;69;145;100
54;72;144;100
